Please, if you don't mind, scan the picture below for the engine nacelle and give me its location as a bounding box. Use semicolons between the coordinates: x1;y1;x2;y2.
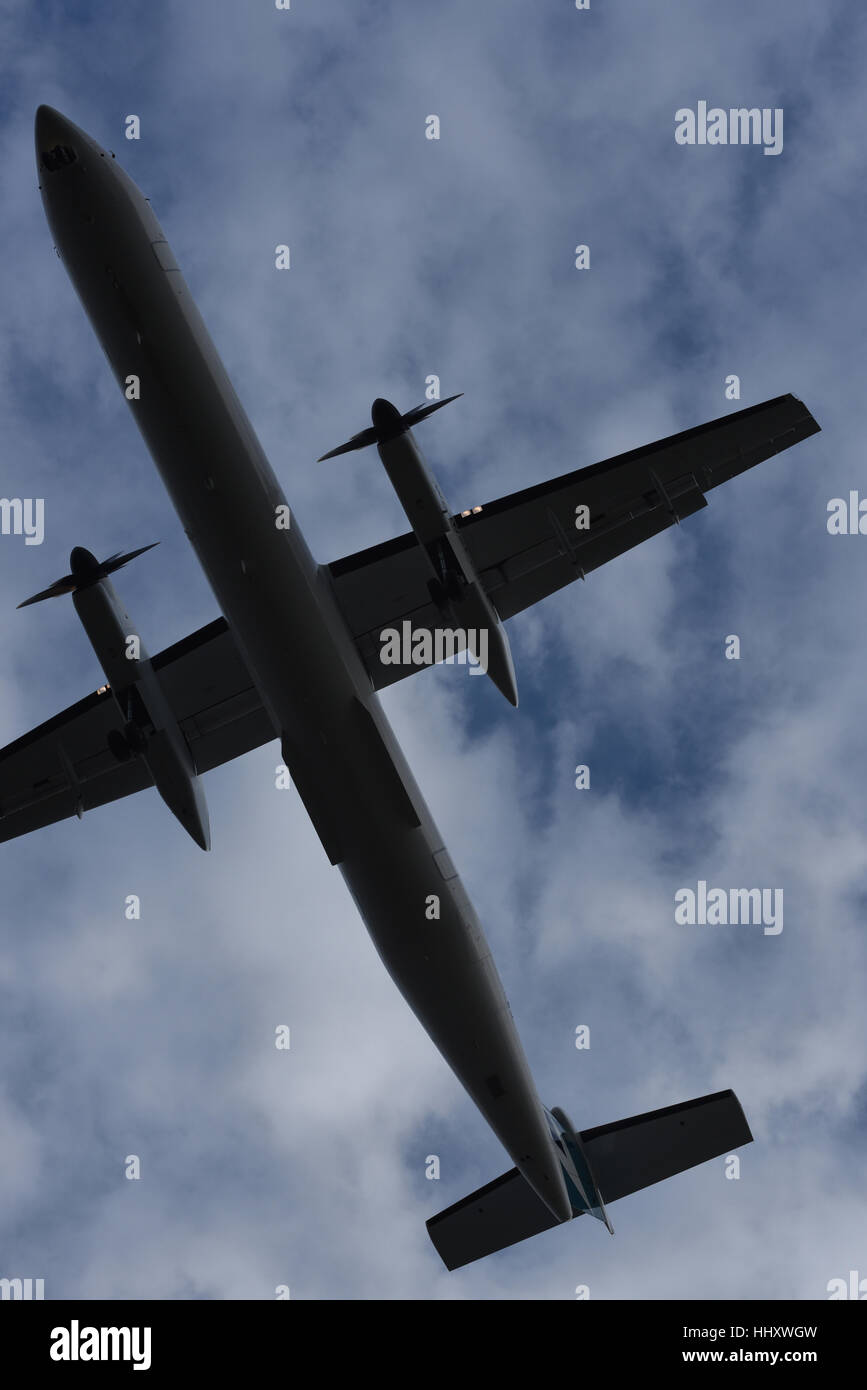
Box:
320;397;518;706
20;545;210;849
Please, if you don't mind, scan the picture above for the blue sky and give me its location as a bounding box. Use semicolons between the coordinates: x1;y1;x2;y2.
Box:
1;0;865;1299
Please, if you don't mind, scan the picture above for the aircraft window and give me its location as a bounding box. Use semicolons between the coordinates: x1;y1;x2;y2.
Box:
41;145;77;172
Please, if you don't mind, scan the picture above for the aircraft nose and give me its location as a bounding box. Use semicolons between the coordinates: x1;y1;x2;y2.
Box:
36;105;67;142
35;105;80;172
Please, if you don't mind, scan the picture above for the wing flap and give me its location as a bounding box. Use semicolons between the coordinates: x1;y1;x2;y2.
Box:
151;617;276;774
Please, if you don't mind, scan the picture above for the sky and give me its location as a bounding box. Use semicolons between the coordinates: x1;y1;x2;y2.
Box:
1;0;865;1301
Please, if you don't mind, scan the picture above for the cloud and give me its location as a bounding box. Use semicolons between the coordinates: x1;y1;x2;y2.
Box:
0;0;863;1300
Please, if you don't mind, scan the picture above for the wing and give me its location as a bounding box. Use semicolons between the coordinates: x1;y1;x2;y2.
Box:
0;618;276;843
328;394;820;689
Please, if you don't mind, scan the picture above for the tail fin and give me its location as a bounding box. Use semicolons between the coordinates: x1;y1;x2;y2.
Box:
426;1088;752;1271
547;1105;614;1234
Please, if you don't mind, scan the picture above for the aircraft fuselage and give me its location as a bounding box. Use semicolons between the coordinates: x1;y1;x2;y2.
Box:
35;107;572;1224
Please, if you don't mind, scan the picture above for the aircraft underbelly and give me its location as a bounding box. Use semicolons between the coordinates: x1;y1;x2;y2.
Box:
46;169;568;1217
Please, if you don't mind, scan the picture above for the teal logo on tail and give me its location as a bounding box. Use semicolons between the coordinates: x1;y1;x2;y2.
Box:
546;1107;614;1233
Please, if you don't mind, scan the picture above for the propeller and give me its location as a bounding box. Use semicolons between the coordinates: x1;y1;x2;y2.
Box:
17;542;159;608
318;393;462;460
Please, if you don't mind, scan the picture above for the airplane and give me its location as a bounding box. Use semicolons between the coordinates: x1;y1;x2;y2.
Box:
0;106;819;1271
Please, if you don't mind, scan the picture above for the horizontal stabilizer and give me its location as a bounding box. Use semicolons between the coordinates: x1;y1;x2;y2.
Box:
426;1088;751;1270
579;1087;752;1204
427;1166;560;1272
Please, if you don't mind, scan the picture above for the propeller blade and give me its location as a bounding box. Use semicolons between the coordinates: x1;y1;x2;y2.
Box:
102;541;160;574
318;393;462;461
17;577;78;608
401;393;463;427
17;542;159;609
318;427;379;461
